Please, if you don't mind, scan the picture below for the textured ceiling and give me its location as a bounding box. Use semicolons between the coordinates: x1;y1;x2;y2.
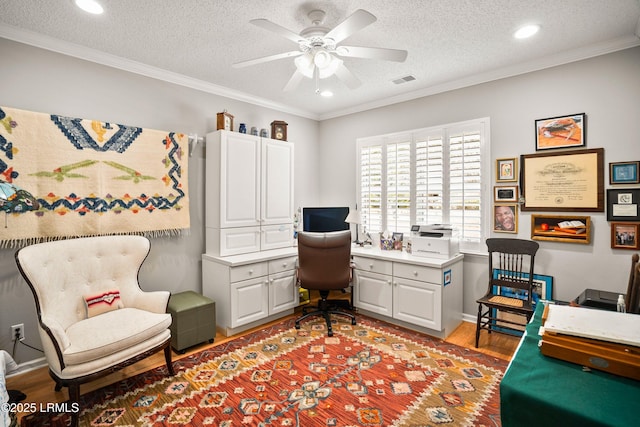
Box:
1;0;639;120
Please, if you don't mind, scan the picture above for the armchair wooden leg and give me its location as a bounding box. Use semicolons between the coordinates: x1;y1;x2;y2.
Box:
69;383;80;427
164;344;175;376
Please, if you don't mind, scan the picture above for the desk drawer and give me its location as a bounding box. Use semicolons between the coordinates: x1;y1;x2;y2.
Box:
269;256;298;274
230;262;268;283
352;256;392;276
393;262;441;284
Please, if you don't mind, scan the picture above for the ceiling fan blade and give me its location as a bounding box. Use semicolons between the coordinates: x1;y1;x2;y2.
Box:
334;63;362;89
283;70;305;91
233;50;303;68
336;46;408;62
325;9;376;44
250;18;305;44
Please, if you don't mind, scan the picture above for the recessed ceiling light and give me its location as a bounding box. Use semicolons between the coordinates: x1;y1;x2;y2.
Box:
514;24;540;39
75;0;104;15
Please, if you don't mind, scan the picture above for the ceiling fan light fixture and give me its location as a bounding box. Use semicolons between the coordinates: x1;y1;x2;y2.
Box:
294;53;315;78
319;90;334;97
318;56;341;79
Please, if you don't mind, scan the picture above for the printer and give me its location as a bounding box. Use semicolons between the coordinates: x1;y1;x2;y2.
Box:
410;224;459;259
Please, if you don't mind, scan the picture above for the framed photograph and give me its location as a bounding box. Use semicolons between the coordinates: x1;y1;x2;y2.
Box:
392;232;403;250
496;158;517;182
491;269;553;336
494;185;518;203
531;214;591;244
521;148;604;212
610;161;640;184
611;222;640;250
493;204;518;233
606;188;640;221
535;113;585;151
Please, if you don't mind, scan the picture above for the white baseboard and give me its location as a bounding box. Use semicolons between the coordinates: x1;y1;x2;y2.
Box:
5;357;47;378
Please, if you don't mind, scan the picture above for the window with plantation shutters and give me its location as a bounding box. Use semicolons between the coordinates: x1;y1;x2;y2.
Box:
357;118;490;252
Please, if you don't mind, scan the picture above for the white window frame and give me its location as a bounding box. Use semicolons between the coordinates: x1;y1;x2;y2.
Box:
356;118;491;254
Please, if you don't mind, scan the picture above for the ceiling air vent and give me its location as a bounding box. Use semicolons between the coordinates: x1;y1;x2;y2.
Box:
392;75;416;85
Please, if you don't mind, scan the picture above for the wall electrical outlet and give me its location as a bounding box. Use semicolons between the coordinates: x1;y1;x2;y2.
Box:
11;323;25;342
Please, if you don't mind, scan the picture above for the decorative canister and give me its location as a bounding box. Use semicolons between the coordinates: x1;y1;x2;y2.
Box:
251;126;258;136
260;128;268;138
239;123;247;133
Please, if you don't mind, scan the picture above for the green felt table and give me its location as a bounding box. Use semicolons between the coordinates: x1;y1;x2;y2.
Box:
500;302;640;427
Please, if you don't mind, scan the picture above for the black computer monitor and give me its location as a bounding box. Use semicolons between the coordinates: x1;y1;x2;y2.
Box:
302;207;350;232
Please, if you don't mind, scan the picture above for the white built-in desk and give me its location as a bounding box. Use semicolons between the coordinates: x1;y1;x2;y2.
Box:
351;246;464;339
202;245;463;338
202;248;298;336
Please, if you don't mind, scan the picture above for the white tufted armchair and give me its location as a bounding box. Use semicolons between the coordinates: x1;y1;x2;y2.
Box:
15;235;174;426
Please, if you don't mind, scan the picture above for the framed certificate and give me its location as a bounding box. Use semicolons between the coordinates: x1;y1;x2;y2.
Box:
607;188;640;221
521;148;604;212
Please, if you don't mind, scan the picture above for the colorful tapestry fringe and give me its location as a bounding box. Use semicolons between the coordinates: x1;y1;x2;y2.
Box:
0;106;189;246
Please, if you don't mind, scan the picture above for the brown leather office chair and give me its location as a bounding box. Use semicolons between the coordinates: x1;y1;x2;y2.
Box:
475;238;539;347
295;230;356;336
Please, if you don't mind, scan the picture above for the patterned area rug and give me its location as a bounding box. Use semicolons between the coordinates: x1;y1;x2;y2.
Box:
22;315;507;426
0;106;189;246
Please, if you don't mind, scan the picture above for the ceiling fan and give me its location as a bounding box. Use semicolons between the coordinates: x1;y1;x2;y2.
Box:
232;9;408;92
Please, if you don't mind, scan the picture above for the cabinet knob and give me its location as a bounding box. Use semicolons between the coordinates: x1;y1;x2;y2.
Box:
387;280;392;285
248;269;253;275
369;263;374;269
282;262;288;267
413;271;418;276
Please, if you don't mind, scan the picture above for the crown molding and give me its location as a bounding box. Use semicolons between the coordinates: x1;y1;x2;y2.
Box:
318;34;640;120
0;24;320;120
2;23;638;123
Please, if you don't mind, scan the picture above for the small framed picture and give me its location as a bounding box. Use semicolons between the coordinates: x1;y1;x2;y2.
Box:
610;161;640;184
496;158;517;182
535;113;585;150
392;232;403;250
607;188;640;222
494;185;518;203
493;204;518;233
611;222;640;250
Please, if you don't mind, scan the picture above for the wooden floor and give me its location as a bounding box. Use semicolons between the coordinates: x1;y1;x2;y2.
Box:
6;302;519;423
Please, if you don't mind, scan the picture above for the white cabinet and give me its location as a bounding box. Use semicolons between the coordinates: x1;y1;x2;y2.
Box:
352;249;463;339
202;249;299;336
205;130;294;256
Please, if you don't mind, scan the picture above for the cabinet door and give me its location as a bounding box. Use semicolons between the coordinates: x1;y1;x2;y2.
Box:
353;270;393;316
220;132;261;228
261;139;294;225
269;271;299;314
393;277;442;330
230;277;269;327
261;223;293;251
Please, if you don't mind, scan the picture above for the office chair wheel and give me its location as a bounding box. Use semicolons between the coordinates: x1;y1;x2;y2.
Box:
295;322;301;329
328;330;334;337
351;318;356;325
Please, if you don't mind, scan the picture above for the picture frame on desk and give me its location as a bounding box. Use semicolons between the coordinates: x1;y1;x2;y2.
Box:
491;269;553;336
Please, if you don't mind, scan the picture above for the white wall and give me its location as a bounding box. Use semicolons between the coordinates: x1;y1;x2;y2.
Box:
0;38;321;363
319;47;640;315
1;37;639;365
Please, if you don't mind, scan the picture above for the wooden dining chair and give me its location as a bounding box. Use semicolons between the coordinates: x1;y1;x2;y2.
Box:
475;238;540;347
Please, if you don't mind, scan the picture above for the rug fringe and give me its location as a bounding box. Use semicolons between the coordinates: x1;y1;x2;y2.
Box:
0;228;190;249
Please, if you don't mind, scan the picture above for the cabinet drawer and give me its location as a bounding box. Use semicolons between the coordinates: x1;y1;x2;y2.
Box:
352;256;392;276
269;256;298;274
393;262;441;284
230;262;268;283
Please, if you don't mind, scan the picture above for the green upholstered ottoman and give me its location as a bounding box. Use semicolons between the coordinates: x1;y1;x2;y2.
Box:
168;291;216;353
